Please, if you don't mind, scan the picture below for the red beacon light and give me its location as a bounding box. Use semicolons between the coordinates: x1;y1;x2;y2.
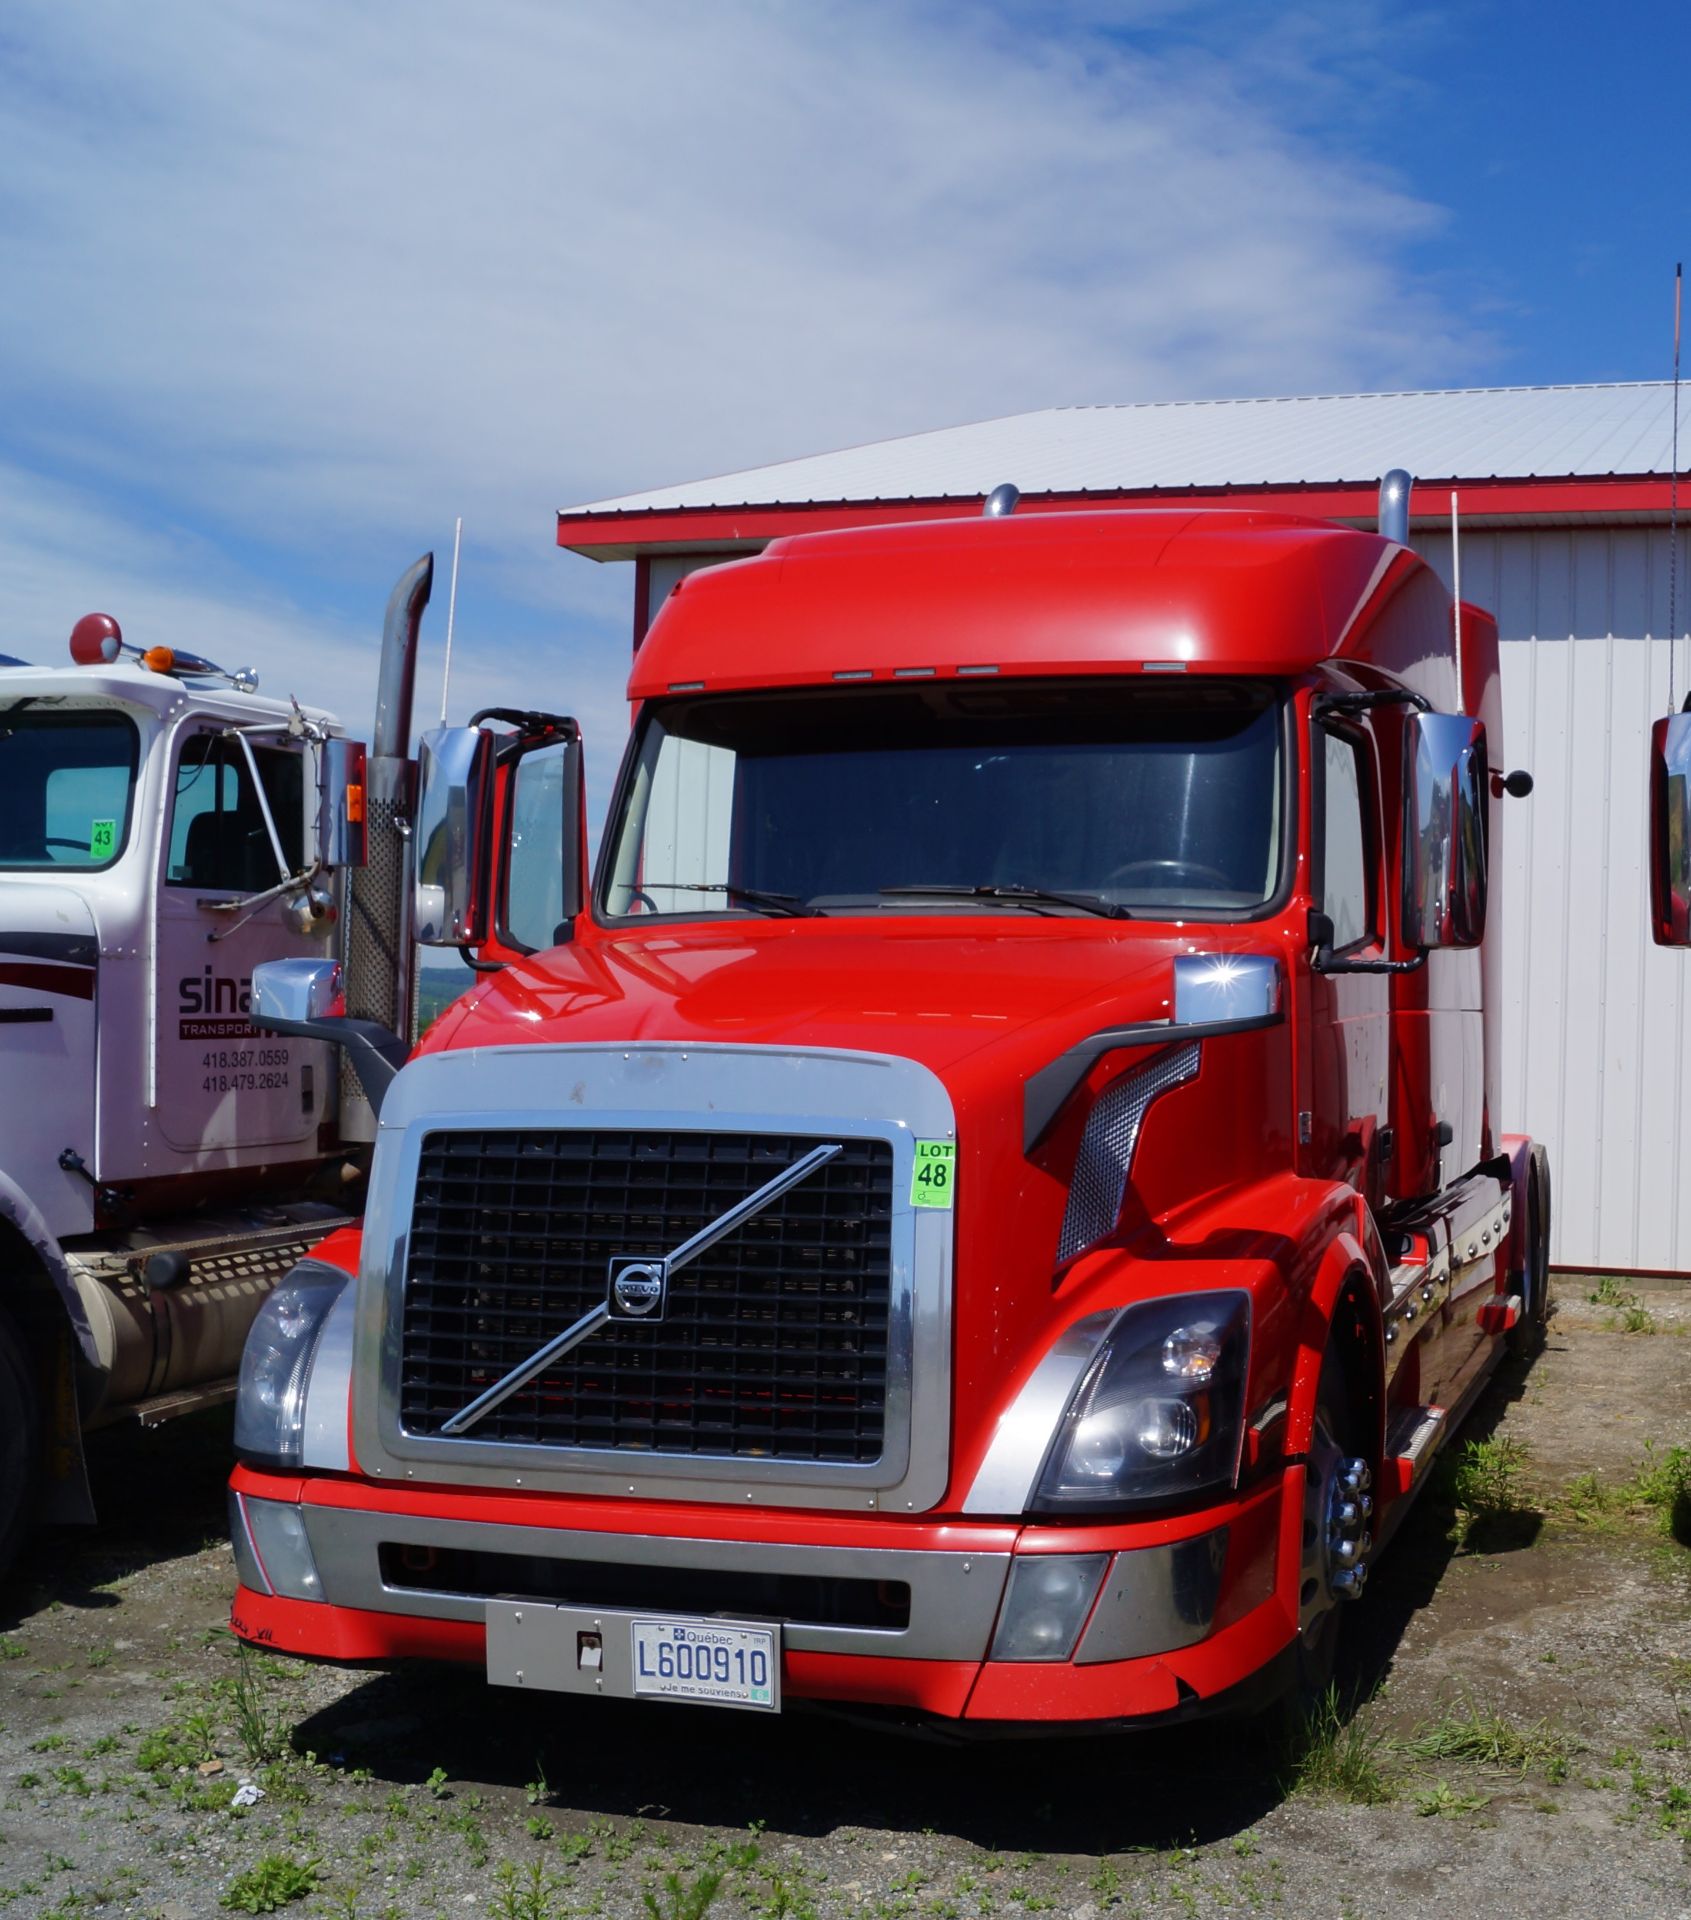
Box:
69;613;124;666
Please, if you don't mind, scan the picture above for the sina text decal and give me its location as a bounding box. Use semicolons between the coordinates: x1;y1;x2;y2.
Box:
178;968;255;1040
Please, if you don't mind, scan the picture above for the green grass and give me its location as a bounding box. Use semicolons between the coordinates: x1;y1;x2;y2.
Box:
1404;1699;1578;1782
1588;1276;1657;1333
644;1868;726;1920
1413;1779;1490;1818
1282;1688;1394;1805
220;1855;321;1912
1559;1441;1691;1544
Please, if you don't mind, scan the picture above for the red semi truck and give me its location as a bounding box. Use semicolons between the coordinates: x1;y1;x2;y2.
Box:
227;480;1550;1729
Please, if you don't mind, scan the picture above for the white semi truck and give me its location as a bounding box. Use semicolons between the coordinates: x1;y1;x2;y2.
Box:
0;559;434;1578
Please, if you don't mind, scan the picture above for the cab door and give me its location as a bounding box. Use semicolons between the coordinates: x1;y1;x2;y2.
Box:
153;722;332;1159
1303;714;1392;1206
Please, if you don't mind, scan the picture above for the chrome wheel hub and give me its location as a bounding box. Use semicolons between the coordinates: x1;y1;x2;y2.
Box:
1300;1426;1374;1632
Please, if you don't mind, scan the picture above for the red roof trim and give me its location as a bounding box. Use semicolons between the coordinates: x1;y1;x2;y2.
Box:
557;477;1686;557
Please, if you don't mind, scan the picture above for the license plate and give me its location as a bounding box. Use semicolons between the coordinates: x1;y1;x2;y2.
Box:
630;1617;780;1712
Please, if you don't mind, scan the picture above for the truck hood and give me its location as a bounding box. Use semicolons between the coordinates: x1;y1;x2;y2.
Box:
431;917;1177;1082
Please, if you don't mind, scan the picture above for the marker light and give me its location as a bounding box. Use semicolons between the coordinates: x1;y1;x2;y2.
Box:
1161;1323;1223;1382
69;613;123;665
141;646;176;674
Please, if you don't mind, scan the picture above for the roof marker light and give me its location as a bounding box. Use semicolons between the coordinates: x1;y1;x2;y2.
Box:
1144;661;1189;673
833;669;873;681
69;613;123;665
668;680;705;692
893;667;935;679
142;646;177;674
956;664;999;677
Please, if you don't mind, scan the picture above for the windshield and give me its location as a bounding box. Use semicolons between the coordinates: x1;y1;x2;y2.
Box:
601;678;1284;920
0;709;140;871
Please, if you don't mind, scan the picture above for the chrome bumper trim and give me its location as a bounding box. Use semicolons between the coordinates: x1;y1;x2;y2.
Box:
1074;1528;1228;1664
300;1505;1010;1662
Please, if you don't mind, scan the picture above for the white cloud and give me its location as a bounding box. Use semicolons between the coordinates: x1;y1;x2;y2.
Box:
0;0;1480;820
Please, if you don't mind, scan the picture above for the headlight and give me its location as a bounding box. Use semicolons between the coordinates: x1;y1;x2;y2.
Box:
1031;1291;1249;1513
234;1260;349;1470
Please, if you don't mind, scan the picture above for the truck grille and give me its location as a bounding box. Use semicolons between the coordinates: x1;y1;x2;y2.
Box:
398;1130;894;1463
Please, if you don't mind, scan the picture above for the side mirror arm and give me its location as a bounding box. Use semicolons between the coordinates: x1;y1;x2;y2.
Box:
251;1009;408;1119
1307;910;1427;976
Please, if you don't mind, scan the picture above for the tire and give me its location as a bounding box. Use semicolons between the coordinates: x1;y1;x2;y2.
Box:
1508;1158;1553;1356
1290;1347;1372;1713
0;1304;42;1583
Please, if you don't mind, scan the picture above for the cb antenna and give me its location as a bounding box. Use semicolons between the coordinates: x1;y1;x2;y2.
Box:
1671;266;1683;714
439;515;463;724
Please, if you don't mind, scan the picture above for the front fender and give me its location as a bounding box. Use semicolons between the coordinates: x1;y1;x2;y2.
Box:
0;1168;96;1524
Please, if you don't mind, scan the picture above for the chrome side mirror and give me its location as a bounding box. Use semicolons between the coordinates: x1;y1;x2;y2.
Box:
252;957;343;1024
414;726;495;946
1651;711;1691;946
317;737;368;868
1402;712;1487;949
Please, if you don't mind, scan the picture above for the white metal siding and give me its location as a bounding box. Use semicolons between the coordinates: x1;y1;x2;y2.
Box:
1412;526;1691;1272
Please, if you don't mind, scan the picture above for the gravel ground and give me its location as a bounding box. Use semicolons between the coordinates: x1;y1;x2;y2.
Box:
1;1286;1687;1920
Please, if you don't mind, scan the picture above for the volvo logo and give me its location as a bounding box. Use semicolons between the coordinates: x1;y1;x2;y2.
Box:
607;1255;669;1321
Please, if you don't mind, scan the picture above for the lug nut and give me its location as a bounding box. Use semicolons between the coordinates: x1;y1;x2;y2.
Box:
1340;1459;1372;1493
1332;1566;1367;1597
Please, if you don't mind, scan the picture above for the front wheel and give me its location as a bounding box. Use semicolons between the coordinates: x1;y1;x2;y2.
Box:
1292;1357;1373;1706
0;1305;42;1583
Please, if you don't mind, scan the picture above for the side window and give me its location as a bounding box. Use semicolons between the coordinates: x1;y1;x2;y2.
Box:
1321;728;1374;949
503;740;573;951
167;736;304;890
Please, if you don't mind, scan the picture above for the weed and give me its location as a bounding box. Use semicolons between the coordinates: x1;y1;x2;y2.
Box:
1089;1861;1123;1903
1405;1699;1577;1780
0;1636;24;1660
1413;1780;1490;1818
557;1830;595;1866
526;1756;552;1805
492;1858;568;1920
137;1712;218;1774
448;1809;490;1869
85;1648;112;1670
644;1867;725;1920
228;1644;288;1767
754;1866;819;1920
425;1765;451;1799
221;1854;321;1912
1283;1688;1393;1804
83;1735;120;1757
52;1764;93;1797
30;1733;68;1752
18;1770;41;1788
527;1815;556;1840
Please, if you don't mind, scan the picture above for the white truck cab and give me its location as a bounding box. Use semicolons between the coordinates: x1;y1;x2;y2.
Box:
0;567;428;1576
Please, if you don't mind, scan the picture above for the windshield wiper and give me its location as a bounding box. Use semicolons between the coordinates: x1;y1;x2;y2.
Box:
878;883;1131;920
639;881;819;918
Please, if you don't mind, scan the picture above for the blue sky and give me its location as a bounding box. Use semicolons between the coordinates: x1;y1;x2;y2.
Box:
2;0;1685;839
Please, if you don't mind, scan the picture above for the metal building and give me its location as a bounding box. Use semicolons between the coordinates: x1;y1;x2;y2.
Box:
556;383;1691;1276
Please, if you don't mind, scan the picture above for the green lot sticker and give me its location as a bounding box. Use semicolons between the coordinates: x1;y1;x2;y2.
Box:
89;818;116;859
910;1140;956;1209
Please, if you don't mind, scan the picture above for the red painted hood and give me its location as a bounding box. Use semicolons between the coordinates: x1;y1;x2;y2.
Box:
428;917;1177;1082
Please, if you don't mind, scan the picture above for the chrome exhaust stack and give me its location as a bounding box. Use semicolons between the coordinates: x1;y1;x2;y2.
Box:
1377;469;1413;546
341;554;433;1144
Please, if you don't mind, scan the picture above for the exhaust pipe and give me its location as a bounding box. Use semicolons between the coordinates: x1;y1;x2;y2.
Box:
1377;469;1413;546
341;554;433;1143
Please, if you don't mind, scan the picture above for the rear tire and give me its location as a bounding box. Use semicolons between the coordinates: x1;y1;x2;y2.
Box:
1509;1159;1553;1356
0;1305;42;1583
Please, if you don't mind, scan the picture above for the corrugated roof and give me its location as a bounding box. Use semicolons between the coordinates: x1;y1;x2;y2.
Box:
561;382;1685;517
